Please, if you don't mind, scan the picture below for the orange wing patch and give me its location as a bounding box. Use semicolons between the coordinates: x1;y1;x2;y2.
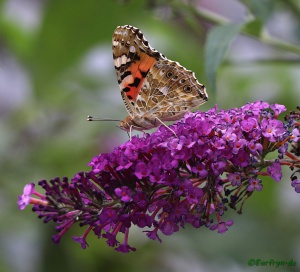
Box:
121;53;156;102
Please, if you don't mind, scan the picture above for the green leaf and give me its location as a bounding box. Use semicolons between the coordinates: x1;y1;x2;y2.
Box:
204;23;243;92
242;0;275;22
242;19;264;37
0;18;34;60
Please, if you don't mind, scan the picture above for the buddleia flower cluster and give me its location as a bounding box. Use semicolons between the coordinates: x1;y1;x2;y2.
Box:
18;101;300;253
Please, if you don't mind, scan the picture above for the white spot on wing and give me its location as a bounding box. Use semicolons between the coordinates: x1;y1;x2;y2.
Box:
114;57;121;68
120;74;134;89
130;45;136;53
160;86;168;95
121;55;127;65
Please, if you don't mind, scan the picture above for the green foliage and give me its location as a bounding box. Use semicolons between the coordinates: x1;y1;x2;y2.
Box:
204;23;243;92
242;19;264;37
1;0;300;271
32;0;149;94
241;0;275;21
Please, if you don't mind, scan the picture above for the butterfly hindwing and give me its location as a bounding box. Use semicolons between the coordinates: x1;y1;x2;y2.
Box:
135;59;207;121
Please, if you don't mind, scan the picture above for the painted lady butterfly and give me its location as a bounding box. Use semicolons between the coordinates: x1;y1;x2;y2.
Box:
91;25;208;134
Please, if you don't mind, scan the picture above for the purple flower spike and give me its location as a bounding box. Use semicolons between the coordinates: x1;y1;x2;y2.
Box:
17;101;300;252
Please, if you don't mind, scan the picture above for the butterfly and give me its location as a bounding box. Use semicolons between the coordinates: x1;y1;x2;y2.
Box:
89;25;208;135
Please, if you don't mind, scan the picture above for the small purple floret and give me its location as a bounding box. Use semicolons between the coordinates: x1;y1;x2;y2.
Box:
267;161;282;182
291;179;300;193
210;219;234;234
17;183;35;210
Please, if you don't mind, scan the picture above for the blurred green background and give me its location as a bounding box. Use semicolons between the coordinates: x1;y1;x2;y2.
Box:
1;0;300;271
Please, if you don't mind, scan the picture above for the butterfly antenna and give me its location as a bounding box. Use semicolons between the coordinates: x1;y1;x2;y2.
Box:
87;116;122;122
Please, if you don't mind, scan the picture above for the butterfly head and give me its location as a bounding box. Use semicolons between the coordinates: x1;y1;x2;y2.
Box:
118;115;133;132
118;115;155;132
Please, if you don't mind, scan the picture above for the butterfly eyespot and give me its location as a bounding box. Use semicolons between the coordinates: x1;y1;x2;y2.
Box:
152;97;158;103
168;92;175;98
166;71;173;78
183;85;192;93
180;79;186;84
173;75;178;80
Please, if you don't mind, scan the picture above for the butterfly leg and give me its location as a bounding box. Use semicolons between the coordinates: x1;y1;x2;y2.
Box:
123;128;132;141
125;130;130;140
129;125;133;141
154;117;178;138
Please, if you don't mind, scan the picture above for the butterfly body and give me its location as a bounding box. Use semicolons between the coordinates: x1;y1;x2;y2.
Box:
112;25;208;132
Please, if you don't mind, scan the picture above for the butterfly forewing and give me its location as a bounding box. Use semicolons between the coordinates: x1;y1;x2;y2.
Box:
112;25;208;131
